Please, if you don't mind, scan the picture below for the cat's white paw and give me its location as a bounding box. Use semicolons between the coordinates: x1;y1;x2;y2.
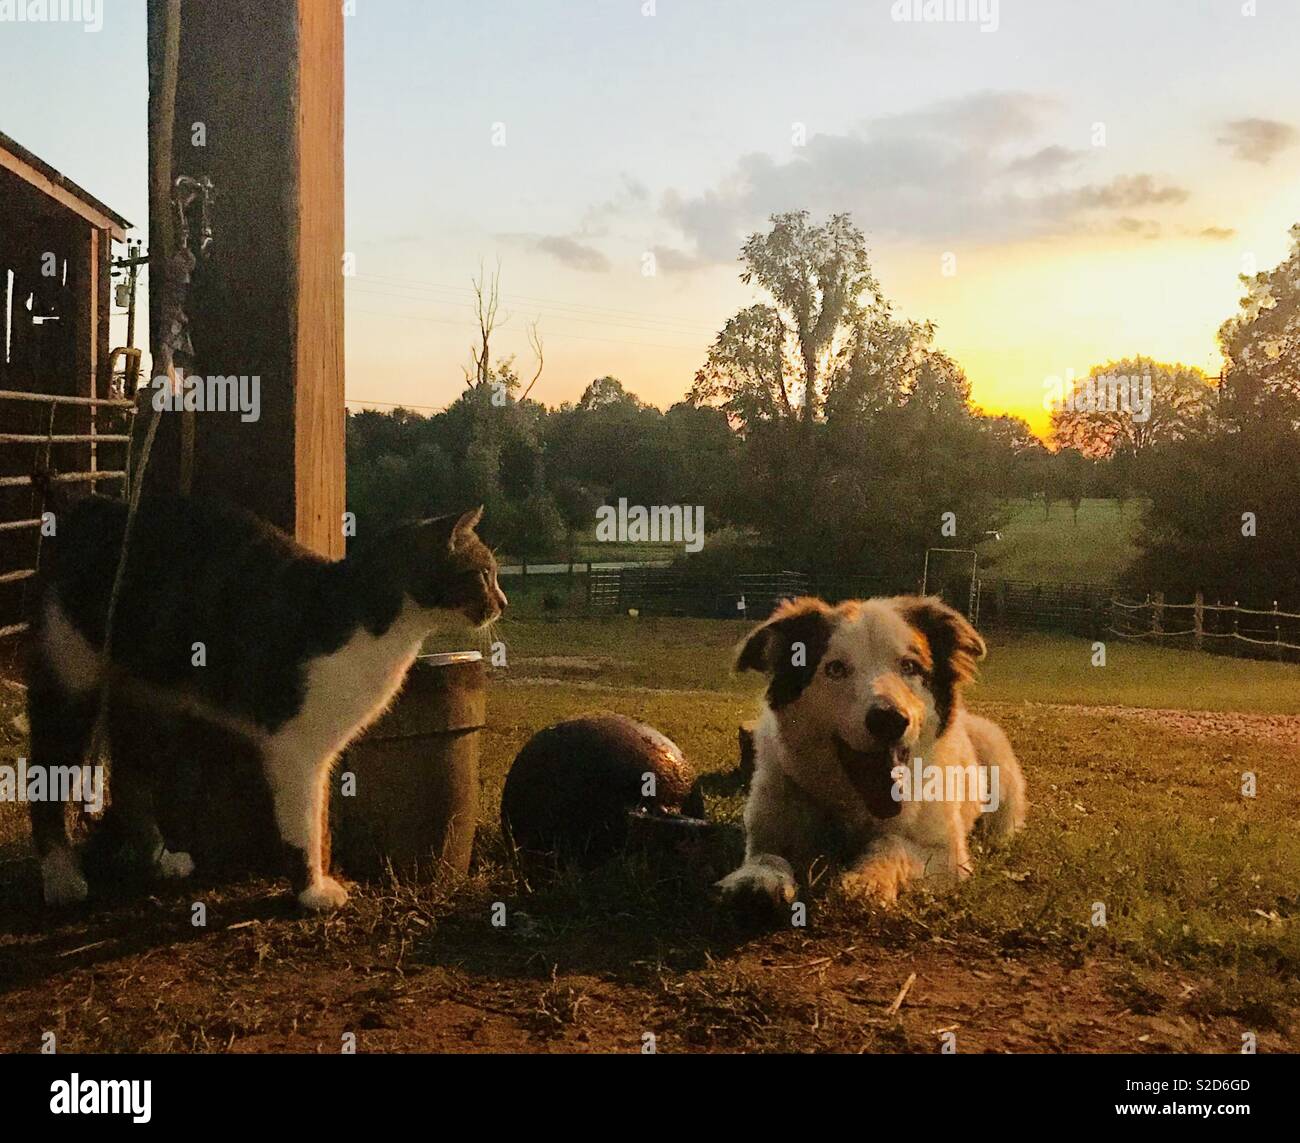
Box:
156;849;195;879
298;877;349;912
41;847;88;906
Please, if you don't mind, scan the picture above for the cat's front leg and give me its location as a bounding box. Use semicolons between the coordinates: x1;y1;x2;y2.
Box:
263;744;348;911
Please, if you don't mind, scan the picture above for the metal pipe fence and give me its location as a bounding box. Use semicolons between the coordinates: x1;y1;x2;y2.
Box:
0;388;139;641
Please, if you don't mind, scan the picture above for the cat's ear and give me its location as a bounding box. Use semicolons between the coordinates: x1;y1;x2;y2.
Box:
450;506;483;549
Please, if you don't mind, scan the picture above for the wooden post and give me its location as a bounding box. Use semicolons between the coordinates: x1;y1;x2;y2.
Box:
146;0;344;558
66;224;103;478
1152;591;1164;638
140;0;345;885
1193;590;1204;651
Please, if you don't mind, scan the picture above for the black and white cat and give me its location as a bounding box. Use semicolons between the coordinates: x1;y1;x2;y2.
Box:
27;494;506;911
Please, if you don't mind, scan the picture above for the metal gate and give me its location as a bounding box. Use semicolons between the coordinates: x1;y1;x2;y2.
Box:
0;388;137;639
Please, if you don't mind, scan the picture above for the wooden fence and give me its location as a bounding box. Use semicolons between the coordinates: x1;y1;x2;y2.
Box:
585;567;1300;663
586;568;818;619
1109;593;1300;662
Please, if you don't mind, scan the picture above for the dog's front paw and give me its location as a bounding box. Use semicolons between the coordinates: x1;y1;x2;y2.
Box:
841;864;901;906
714;855;798;919
297;876;349;912
41;847;89;907
156;849;195;880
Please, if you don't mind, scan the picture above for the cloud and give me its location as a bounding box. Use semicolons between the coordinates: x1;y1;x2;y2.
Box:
501;233;612;272
1061;174;1188;211
1216;118;1297;165
1196;225;1237;241
1115;217;1161;240
580;174;650;235
649;244;707;274
653;91;1192;261
535;235;611;272
876;90;1064;148
1003;145;1083;178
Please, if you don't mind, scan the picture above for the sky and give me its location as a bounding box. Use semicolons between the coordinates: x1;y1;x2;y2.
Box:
3;0;1299;436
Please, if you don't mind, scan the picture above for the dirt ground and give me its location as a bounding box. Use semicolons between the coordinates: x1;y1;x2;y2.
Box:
2;657;1297;1054
0;868;1285;1055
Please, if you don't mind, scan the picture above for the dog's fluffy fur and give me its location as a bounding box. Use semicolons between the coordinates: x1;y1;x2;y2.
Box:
716;595;1026;911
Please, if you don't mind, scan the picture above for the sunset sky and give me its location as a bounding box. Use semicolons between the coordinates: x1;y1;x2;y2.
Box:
3;0;1299;436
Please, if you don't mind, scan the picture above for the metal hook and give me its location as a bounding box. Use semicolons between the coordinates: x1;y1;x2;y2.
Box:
173;175;216;258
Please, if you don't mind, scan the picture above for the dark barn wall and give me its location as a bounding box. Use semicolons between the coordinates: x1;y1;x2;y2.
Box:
0;166;110;632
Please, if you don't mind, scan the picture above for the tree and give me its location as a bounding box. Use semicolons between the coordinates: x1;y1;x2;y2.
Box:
688;304;789;424
578;375;642;411
1123;223;1300;605
550;478;602;566
1049;356;1214;462
690;211;883;427
1128;418;1300;605
497;490;565;570
1054;447;1089;526
1219;222;1300;420
975;414;1043;500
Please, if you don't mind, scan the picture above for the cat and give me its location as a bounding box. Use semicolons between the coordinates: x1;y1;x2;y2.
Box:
26;493;506;911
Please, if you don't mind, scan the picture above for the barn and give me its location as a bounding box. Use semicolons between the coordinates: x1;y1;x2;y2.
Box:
0;128;135;643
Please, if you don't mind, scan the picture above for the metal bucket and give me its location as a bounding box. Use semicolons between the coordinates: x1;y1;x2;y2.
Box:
333;650;485;882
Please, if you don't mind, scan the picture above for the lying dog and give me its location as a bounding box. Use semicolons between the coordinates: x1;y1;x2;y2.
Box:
716;595;1025;911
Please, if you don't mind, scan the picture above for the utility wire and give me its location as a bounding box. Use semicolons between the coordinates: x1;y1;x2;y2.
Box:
351;271;719;335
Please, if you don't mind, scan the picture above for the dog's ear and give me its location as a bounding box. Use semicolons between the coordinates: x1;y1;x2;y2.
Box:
735;597;836;709
898;596;985;678
895;596;985;727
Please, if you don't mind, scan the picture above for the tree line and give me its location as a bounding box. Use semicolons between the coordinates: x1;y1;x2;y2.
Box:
346;214;1300;607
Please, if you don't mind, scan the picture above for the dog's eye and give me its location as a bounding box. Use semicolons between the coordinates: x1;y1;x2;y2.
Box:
824;659;851;679
899;658;926;679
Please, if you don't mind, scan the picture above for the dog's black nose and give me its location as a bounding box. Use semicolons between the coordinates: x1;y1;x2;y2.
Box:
865;704;908;742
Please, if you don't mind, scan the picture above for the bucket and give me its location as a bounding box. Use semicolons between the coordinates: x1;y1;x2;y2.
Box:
333;650;485;882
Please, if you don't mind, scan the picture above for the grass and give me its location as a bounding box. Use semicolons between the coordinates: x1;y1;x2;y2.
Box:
2;619;1298;1052
979;497;1147;585
454;615;1300;712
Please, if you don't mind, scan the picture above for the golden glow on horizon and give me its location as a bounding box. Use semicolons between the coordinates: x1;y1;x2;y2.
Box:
347;211;1296;441
887;236;1253;438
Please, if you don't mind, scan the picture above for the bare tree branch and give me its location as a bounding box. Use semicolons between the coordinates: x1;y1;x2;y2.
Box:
521;319;544;401
465;259;506;388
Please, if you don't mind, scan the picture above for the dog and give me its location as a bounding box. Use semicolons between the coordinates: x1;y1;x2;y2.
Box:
715;595;1025;912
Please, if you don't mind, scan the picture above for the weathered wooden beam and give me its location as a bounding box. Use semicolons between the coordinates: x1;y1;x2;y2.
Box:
146;0;345;559
139;0;347;885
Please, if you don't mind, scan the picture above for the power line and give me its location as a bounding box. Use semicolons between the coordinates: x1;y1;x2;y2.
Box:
354;271;713;325
346;284;708;343
352;271;720;335
347;305;703;352
348;281;713;338
345;397;448;412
